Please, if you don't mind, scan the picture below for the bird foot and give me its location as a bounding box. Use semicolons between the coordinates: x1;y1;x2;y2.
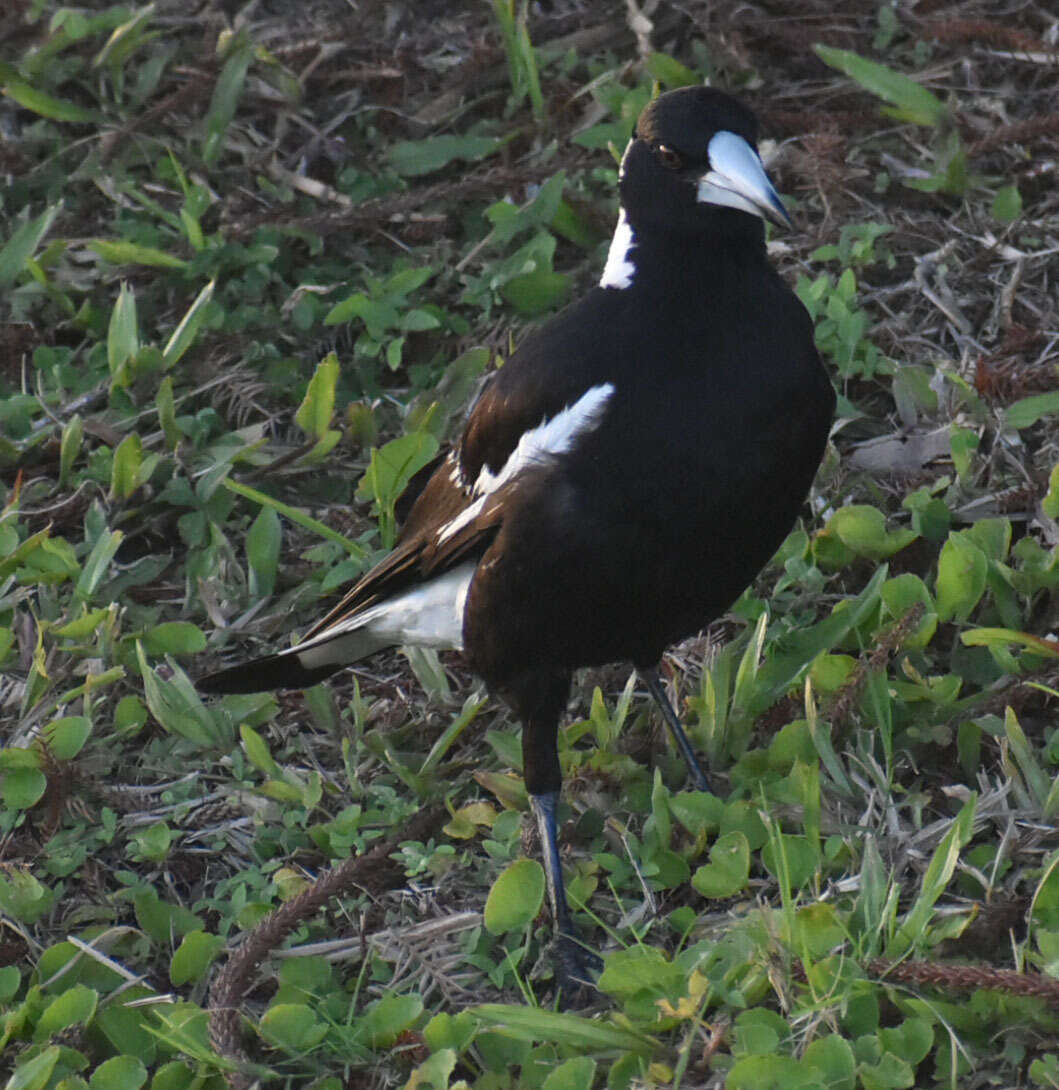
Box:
552;933;603;1009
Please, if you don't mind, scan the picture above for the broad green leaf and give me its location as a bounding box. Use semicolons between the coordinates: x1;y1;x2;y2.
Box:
541;1056;597;1090
934;532;987;622
162;279;215;366
1005;390;1059;430
36;983;98;1038
824;505;916;562
5;1045;61;1090
142;622;206;656
992;184;1022;223
691;830;750;898
0;204;61;286
259;1003;327;1052
294;353;339;440
387;133;505;176
170;930;224;986
137;643;231;748
500;269;570;316
360;993;423;1049
88;1054;147;1090
240;724;279;775
813;46;947;126
45;715;91;760
484;858;544;934
645;52;698;87
89;240;188;269
2;768;47;810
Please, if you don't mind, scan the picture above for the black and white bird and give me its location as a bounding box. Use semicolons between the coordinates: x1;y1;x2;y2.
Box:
199;86;835;992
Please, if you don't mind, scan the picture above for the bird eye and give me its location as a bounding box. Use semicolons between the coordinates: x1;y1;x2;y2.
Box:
656;144;684;170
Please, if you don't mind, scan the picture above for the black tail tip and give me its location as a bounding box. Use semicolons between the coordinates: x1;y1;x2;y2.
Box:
196;654;342;695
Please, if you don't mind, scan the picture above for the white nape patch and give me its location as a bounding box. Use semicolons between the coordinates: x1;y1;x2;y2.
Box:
617;137;633;179
292;563;476;670
437;383;615;544
696;130;789;226
600;209;637;290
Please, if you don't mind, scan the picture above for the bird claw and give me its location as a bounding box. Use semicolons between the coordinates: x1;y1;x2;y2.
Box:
552;933;603;1009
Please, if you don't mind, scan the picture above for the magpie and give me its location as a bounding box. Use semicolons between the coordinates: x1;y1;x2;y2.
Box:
198;86;835;994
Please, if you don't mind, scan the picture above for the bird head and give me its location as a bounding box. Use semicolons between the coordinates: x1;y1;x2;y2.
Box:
620;86;790;236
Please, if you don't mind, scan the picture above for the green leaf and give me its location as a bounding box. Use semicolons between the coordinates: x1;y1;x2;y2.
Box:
162;279;215;366
89;240;188;269
2;767;47;810
541;1057;597;1090
825;505;917;562
89;1054;148;1090
961;626;1059;658
294;353;339;441
360;993;424;1049
110;433;142;501
484;858;544;934
137;643;231;748
886;794;975;958
133;891;203;944
142;622;206;657
107;282;139;384
259;1003;328;1052
170;930;224;986
500;269;571;316
644;52;698;87
992;184;1022;224
0;204;61;287
5;1045;61;1090
1005;390;1059;430
935;532;988;622
0;63;96;121
813;46;947;126
240;724;279;776
246;505;281;598
58;414;83;487
202;40;253;166
691;830;750;898
387;134;505;176
471;1004;654;1054
76;529;123;602
222;478;366;558
36;983;98;1038
45;715;92;760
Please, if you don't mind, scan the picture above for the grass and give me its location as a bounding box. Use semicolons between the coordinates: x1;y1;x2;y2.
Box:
2;1;1059;1088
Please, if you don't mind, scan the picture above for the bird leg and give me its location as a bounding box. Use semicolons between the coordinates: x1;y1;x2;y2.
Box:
639;665;712;792
515;671;601;998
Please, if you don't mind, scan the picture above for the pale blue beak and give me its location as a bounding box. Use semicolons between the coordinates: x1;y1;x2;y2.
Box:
696;130;792;228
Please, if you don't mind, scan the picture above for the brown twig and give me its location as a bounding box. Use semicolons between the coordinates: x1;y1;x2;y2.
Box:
208;804;445;1088
866;957;1059;1007
827;602;926;730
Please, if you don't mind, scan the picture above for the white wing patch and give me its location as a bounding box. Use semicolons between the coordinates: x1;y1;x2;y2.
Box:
600;208;636;290
438;383;615;544
291;562;476;671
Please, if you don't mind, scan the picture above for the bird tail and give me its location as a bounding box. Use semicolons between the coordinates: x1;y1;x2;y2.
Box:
197;653;344;694
196;626;388;694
